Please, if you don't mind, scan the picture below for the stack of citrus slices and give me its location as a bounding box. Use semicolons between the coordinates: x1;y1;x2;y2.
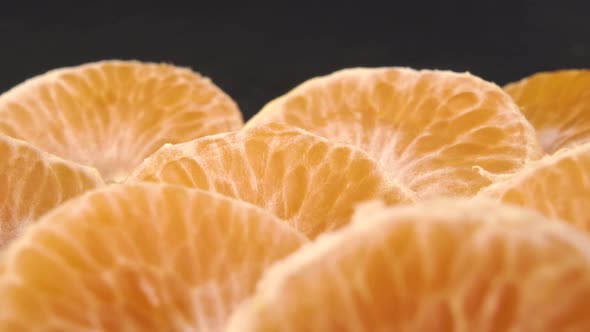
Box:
0;61;589;331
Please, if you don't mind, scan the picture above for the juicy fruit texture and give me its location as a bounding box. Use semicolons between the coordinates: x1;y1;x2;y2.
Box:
0;60;243;182
0;134;103;248
227;199;590;332
247;67;543;197
0;183;307;331
128;123;415;238
481;142;590;234
505;69;590;154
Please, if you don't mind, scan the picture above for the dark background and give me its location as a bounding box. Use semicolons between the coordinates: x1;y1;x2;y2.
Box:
1;2;588;120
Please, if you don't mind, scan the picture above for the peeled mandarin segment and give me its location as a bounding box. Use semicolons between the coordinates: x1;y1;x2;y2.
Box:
227;198;590;332
247;67;543;197
128;123;415;239
504;70;590;154
0;183;307;331
480;142;590;234
0;60;243;183
0;134;103;248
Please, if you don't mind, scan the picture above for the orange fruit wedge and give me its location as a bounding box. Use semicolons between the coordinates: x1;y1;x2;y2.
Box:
227;198;590;331
128;123;415;238
505;69;590;154
480;142;590;234
0;134;103;248
0;183;307;331
246;67;543;197
0;60;243;183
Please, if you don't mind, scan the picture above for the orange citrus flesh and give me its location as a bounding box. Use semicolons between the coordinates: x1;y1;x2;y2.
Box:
128;122;415;239
504;69;590;154
0;133;103;248
246;67;543;197
0;183;307;331
480;142;590;234
0;60;243;182
226;198;590;332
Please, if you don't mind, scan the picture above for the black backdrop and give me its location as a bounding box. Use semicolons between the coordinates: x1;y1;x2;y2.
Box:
1;2;588;119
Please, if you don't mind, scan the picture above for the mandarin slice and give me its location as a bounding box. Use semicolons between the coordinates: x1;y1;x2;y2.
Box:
505;69;590;154
0;134;103;248
0;183;307;331
480;142;590;234
0;60;242;182
226;198;590;332
246;67;543;197
128;123;415;239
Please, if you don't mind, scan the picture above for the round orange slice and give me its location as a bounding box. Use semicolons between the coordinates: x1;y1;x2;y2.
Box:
480;142;590;234
128;123;415;239
0;183;307;331
0;60;243;182
246;67;543;197
504;69;590;154
0;133;103;248
227;198;590;331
